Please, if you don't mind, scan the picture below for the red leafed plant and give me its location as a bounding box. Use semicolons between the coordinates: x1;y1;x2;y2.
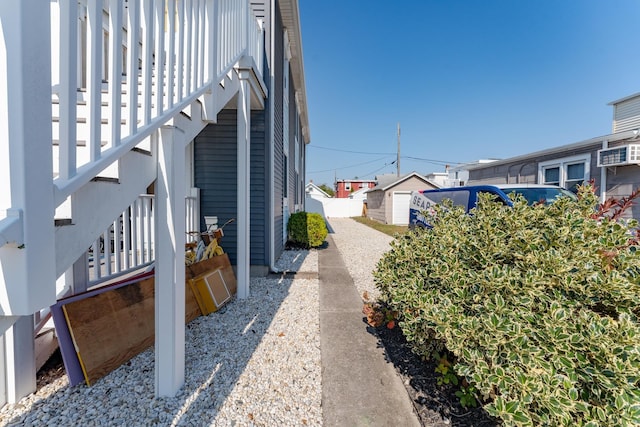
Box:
362;302;398;329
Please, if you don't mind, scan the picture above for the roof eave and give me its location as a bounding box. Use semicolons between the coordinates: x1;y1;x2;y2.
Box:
466;129;640;170
280;0;311;144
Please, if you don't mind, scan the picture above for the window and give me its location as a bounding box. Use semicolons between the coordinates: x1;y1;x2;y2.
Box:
345;182;351;191
543;166;560;186
538;154;590;193
565;163;585;193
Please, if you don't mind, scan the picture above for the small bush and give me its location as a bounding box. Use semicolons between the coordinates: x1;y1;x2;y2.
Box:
374;186;640;426
287;211;328;248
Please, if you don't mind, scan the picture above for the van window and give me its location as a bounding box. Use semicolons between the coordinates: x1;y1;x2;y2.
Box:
502;187;577;205
424;190;470;208
477;191;509;206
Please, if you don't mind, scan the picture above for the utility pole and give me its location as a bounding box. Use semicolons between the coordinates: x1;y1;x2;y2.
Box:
397;122;401;177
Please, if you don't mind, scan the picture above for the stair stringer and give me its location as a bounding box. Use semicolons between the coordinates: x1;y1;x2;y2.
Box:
205;72;242;121
174;99;209;142
54;148;156;278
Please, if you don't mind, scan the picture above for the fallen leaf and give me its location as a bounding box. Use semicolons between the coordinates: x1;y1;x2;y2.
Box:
278;332;285;337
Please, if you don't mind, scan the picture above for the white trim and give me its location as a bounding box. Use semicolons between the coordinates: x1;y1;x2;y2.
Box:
538;153;591;191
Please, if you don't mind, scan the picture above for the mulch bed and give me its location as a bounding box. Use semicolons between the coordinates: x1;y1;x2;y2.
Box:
368;321;499;427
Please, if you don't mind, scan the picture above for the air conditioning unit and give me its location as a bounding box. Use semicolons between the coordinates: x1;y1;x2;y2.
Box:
597;144;640;167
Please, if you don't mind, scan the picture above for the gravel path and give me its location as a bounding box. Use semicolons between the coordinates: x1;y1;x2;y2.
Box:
327;218;395;302
0;219;396;426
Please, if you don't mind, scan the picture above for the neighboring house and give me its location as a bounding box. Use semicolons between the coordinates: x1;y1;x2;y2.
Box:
348;187;370;200
366;172;440;225
0;0;309;405
335;179;376;198
305;182;331;199
424;171;450;187
447;160;497;187
466;93;640;220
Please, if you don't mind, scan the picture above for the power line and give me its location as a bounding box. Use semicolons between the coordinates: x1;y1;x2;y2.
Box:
360;161;397;179
403;156;459;166
308;145;396;155
309;144;461;166
307;156;395;174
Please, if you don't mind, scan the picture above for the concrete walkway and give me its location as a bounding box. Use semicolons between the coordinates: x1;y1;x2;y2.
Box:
319;235;421;426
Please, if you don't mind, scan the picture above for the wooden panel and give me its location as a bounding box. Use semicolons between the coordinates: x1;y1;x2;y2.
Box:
62;277;155;385
51;270;156;386
186;253;232;278
185;284;202;323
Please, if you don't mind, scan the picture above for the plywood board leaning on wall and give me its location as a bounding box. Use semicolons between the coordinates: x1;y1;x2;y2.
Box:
62;277;155;385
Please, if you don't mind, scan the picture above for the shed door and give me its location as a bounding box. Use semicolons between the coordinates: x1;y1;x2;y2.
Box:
392;191;412;225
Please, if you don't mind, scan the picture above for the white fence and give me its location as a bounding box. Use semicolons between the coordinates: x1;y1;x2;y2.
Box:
305;196;364;218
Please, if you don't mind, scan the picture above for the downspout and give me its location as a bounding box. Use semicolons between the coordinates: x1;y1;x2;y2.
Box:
600;140;608;203
268;0;279;273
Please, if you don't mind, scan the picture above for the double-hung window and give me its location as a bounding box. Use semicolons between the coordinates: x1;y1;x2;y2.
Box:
538;154;590;193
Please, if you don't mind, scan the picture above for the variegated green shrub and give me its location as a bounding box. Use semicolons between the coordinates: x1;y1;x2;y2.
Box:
374;186;640;426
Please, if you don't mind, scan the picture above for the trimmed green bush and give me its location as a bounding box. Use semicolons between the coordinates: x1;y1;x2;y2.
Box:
287;211;328;248
374;186;640;426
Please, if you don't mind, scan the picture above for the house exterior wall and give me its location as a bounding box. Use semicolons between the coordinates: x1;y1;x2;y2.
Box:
366;190;386;223
467;140;640;221
613;96;640;133
194;109;268;267
467;145;601;191
287;66;296;215
272;3;285;258
192;0;308;270
335;180;376;198
604;164;640;220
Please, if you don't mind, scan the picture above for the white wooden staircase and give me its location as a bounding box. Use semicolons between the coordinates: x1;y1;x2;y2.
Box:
0;0;266;405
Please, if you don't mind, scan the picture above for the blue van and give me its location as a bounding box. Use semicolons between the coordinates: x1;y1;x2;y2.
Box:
409;184;577;228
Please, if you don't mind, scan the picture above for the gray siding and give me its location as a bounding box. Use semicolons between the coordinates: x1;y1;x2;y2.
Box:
273;3;284;257
366;191;386;223
605;164;640;220
468;145;601;191
384;178;438;224
366;177;438;224
467;142;640;222
194;109;268;267
287;67;296;214
613;96;640;133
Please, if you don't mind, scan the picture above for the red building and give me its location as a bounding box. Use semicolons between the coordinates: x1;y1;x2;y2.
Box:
334;179;377;198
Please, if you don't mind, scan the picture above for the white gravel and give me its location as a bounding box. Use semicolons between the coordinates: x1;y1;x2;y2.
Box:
327;218;396;302
0;219;398;426
0;250;321;427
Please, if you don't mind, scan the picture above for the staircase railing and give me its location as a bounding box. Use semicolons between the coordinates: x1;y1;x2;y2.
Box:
49;0;263;210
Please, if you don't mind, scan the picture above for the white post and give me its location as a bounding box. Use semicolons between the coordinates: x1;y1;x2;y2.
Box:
0;0;56;315
201;0;219;122
0;4;56;403
154;126;186;397
4;316;35;403
236;71;251;299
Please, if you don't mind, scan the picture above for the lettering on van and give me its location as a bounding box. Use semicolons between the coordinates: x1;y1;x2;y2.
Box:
409;191;438;227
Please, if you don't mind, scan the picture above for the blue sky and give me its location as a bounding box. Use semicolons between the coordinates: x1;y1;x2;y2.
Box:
299;0;640;187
